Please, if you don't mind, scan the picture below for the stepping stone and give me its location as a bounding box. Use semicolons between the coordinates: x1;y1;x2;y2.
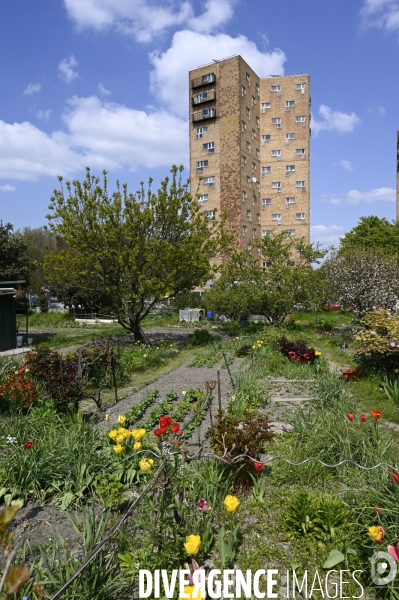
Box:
271;397;314;404
266;377;315;383
269;421;294;434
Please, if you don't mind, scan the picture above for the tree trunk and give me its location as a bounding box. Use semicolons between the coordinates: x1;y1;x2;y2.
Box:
130;317;143;342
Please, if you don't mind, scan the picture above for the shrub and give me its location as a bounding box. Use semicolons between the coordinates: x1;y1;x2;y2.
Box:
0;370;38;414
186;329;219;347
354;309;399;372
277;336;317;364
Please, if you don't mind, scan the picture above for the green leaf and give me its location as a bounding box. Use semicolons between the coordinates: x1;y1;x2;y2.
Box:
323;549;345;569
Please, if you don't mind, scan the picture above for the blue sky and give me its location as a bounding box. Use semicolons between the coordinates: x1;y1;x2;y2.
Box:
0;0;398;247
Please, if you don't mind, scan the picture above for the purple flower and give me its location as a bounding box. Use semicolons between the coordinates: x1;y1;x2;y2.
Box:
370;331;376;335
71;364;78;370
197;498;211;512
390;342;396;348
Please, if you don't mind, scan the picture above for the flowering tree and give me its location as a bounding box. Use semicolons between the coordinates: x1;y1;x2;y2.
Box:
324;251;399;317
354;309;399;371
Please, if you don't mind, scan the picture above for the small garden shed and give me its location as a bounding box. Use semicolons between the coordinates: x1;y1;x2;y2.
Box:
0;288;16;351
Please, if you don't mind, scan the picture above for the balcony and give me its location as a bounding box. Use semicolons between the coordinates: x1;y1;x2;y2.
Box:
191;73;216;88
192;89;216;105
192;107;216;123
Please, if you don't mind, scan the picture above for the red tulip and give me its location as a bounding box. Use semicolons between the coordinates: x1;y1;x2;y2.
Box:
197;498;211;512
170;423;180;434
392;471;399;484
371;410;382;420
347;413;355;421
254;461;263;471
159;416;168;428
23;439;33;449
154;427;167;436
165;416;173;425
360;414;367;422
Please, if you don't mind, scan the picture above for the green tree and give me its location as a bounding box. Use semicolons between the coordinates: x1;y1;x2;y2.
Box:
339;216;399;257
45;167;228;340
205;232;327;322
0;221;33;283
18;226;57;293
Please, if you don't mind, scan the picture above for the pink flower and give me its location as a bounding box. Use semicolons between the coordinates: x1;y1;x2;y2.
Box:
370;331;376;335
184;559;207;585
347;413;355;421
390;342;396;348
197;498;211;512
388;543;399;562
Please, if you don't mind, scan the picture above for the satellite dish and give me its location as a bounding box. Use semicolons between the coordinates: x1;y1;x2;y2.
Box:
252;177;257;183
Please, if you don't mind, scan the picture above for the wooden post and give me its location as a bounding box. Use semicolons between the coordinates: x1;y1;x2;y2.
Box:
60;355;64;398
77;348;82;377
217;370;222;412
111;348;118;403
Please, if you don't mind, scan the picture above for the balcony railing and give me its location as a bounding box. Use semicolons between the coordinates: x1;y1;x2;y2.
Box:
191;73;216;88
192;108;216;123
192;89;216;105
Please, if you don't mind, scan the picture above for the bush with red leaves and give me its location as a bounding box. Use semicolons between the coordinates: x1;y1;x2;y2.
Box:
277;337;316;364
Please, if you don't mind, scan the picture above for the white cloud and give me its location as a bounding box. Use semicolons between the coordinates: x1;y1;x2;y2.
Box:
378;105;386;115
0;95;188;181
312;105;361;136
63;0;226;42
311;224;344;246
58;55;79;84
328;187;396;205
360;0;399;33
150;30;286;116
36;109;52;120
98;82;111;96
23;83;42;95
339;159;353;171
0;184;16;193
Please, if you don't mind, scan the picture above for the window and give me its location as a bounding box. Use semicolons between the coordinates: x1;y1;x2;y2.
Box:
262;198;271;208
252;195;257;204
285;133;295;141
271;85;281;93
193;91;208;104
261;134;271;144
202;107;215;118
242;155;247;167
256;116;260;127
261;102;270;112
247;243;252;251
252;228;257;238
197;160;208;172
286;229;296;236
203;176;215;187
202;72;215;83
198;194;209;205
242;120;246;132
285;197;295;207
256;213;261;224
247;209;251;219
262;230;272;237
242;190;247;201
296;181;306;189
256;83;260;96
241;85;246;96
272;213;282;222
252;129;256;139
196;126;208;139
247;175;251;184
246;107;251;117
262;166;271;177
246;141;251;151
252;162;256;172
246;72;250;83
285;100;295;110
262;261;272;268
272;182;281;190
256;148;260;157
204;210;216;220
296;116;306;125
271;149;281;158
296;148;305;157
296;212;306;220
252;95;256;106
272;118;281;128
286;165;295;174
242;225;247;235
295;82;306;92
203;141;215;153
286;260;296;266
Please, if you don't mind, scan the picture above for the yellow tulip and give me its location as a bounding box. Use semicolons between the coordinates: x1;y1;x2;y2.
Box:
113;444;123;454
108;430;118;439
134;442;141;451
139;458;153;472
131;428;146;441
224;495;240;512
105;414;110;421
179;586;206;599
252;346;256;350
315;351;322;356
143;354;147;358
184;534;201;556
369;526;384;543
116;434;124;443
117;415;126;425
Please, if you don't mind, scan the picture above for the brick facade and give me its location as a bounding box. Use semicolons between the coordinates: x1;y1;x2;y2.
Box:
189;56;311;254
